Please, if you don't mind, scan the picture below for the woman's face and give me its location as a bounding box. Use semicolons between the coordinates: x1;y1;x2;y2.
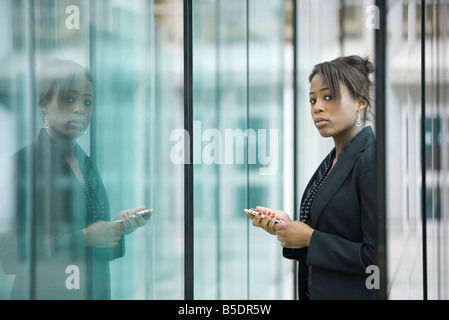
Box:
43;76;93;140
309;73;366;139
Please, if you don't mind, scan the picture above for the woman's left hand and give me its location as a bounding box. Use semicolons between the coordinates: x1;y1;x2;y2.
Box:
115;206;147;235
274;221;314;248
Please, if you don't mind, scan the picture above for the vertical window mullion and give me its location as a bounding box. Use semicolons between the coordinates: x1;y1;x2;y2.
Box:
292;0;298;301
26;0;37;300
183;0;194;301
421;0;428;300
374;0;388;301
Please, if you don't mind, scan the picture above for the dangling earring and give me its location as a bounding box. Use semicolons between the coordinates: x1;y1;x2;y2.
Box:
43;112;49;128
356;111;363;127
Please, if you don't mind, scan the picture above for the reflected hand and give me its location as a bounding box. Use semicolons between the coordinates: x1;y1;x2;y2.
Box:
114;206;150;235
83;220;123;248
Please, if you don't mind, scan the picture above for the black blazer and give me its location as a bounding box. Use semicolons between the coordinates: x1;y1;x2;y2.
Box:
284;126;377;300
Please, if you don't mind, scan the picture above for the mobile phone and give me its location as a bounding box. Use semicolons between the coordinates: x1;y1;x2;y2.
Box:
247;208;280;224
116;209;153;224
135;209;152;219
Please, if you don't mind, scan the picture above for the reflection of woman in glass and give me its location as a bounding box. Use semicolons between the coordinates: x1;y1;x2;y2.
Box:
2;59;151;299
246;55;377;300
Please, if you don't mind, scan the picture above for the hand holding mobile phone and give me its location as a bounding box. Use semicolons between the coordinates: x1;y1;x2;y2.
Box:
115;208;153;224
246;208;280;224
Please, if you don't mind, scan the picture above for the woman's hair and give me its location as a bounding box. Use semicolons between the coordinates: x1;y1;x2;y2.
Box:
38;59;93;109
309;55;375;120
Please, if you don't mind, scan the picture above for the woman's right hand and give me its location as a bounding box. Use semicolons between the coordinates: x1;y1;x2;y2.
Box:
244;206;292;235
83;221;123;248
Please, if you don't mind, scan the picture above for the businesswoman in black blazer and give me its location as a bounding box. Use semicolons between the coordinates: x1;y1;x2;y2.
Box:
245;55;377;300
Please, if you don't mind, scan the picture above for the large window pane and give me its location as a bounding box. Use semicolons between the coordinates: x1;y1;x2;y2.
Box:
385;0;424;299
192;0;292;300
0;0;184;300
90;0;185;300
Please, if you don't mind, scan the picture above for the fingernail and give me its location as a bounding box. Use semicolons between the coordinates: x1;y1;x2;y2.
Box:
258;212;262;216
267;212;271;216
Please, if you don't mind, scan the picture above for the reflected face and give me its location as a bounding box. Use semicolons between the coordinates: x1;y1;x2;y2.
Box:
43;76;93;140
309;73;365;139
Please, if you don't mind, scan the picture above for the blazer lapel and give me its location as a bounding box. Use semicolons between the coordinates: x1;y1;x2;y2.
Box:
310;126;374;228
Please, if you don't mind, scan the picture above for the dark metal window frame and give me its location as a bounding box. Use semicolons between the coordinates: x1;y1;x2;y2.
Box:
375;0;387;301
183;0;194;301
420;0;428;300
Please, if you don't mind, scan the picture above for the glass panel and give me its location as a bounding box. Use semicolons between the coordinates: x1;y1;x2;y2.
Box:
247;0;290;300
192;0;292;300
90;0;185;300
385;0;424;299
382;0;449;300
296;0;346;188
0;0;35;299
1;0;94;300
422;0;449;300
0;0;184;300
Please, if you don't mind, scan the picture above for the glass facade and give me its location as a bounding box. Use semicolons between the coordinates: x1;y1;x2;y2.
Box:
384;0;449;299
0;0;292;300
0;0;448;300
0;0;185;300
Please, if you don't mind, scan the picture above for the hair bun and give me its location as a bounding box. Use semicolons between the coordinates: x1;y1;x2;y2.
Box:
343;55;375;77
362;56;375;75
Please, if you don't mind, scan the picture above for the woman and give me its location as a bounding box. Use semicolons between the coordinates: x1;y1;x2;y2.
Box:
1;59;151;299
245;55;377;300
